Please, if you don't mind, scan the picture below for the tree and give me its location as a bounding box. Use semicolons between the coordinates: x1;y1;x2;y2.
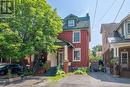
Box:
0;0;62;61
89;49;103;63
0;23;22;61
92;44;102;57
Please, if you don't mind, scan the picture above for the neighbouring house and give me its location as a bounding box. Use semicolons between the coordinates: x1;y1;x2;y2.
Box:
101;14;130;78
96;51;102;57
101;23;119;67
47;14;91;70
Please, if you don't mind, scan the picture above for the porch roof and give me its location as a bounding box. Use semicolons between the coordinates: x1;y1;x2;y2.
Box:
55;39;74;48
110;40;130;48
108;30;130;48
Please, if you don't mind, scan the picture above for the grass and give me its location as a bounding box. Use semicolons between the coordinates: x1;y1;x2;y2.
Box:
48;75;65;81
47;68;89;83
47;72;73;82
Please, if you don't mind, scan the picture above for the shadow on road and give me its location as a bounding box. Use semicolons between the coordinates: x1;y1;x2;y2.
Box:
89;72;130;84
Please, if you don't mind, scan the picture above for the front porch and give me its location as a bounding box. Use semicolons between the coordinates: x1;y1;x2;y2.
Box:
47;39;74;73
110;42;130;77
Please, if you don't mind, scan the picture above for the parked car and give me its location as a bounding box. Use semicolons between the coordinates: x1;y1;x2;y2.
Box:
0;63;23;76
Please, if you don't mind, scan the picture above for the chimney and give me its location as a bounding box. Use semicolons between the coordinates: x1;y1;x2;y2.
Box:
86;13;89;17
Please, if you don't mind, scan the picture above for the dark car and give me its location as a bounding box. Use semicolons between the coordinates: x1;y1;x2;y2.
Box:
0;63;23;76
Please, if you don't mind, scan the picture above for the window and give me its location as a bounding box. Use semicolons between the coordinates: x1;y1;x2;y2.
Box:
59;52;64;65
128;24;130;34
73;31;80;43
68;20;75;27
121;52;128;65
73;48;81;61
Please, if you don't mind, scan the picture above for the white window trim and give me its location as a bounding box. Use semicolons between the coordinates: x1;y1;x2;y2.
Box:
68;20;75;27
73;48;81;62
121;51;128;68
73;31;81;43
127;22;130;34
123;21;126;38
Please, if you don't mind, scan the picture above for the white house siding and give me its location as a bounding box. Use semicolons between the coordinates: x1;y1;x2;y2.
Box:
47;53;57;67
125;17;130;39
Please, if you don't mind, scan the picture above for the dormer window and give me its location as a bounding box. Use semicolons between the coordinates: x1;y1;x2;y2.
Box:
68;19;75;27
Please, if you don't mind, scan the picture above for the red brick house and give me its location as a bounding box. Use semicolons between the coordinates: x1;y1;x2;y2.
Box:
100;23;118;67
47;14;91;69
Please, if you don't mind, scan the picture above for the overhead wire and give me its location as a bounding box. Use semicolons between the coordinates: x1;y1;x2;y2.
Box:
97;0;118;24
92;0;99;30
113;0;126;22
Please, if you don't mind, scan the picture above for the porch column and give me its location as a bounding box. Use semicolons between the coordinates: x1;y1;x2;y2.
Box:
117;47;119;57
64;45;69;73
64;45;68;61
114;47;116;57
116;47;120;62
113;47;117;76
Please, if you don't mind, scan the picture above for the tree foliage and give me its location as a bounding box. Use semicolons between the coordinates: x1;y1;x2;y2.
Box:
0;0;62;60
0;23;22;60
89;50;102;62
92;44;102;57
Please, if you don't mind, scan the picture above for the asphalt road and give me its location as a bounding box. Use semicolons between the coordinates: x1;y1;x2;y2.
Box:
1;72;130;87
49;72;130;87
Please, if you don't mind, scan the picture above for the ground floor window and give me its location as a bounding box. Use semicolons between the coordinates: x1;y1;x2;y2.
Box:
121;52;128;68
73;48;81;61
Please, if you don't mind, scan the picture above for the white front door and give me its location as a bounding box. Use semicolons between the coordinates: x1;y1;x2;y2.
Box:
121;52;128;68
59;52;64;65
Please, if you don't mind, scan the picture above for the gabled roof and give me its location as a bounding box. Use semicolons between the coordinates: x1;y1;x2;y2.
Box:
63;13;90;30
100;23;119;36
108;31;123;43
115;14;130;31
101;14;130;44
64;14;79;20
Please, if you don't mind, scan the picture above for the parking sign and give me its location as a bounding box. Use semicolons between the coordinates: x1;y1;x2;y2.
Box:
0;0;15;18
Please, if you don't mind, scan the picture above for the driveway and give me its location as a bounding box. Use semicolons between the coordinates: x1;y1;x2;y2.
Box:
1;72;130;87
90;72;130;87
48;72;130;87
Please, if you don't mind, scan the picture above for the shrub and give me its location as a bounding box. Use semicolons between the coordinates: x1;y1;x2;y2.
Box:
74;67;89;75
74;69;85;75
110;58;118;64
23;68;33;76
56;69;65;77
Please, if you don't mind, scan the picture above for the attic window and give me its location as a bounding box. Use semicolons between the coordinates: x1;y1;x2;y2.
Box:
68;20;75;27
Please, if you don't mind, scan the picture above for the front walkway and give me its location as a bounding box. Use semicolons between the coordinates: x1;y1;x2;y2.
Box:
49;72;130;87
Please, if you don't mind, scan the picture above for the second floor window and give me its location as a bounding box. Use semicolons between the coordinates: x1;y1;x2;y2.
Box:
68;20;75;27
128;24;130;34
73;31;80;43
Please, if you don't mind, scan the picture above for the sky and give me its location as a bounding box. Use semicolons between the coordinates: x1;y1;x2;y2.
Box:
46;0;130;48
